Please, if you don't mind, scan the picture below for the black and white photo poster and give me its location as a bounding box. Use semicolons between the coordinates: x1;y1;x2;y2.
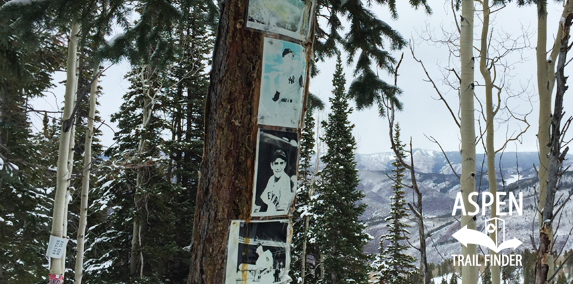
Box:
258;38;306;128
246;0;313;40
225;220;292;284
251;129;298;217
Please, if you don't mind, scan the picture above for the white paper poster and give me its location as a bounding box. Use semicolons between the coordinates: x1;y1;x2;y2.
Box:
258;37;306;128
225;220;293;284
246;0;313;40
251;128;298;217
46;235;68;259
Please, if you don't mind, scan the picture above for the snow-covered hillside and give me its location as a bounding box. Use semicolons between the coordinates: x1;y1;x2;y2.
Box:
357;150;573;264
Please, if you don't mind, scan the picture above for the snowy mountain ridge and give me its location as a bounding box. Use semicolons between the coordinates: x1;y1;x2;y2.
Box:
356;150;573;263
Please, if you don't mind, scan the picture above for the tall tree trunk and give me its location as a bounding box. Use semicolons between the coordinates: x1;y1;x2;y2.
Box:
49;21;79;280
130;65;153;277
74;65;99;284
186;1;263;282
536;2;551;235
536;1;572;277
460;1;477;284
535;9;572;284
387;57;429;284
479;1;500;283
62;49;80;278
408;142;429;284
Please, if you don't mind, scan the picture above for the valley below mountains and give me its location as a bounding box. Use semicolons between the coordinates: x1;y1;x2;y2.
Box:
356;149;573;263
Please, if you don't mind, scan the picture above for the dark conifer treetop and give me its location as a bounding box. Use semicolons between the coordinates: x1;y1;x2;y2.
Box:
312;54;370;284
375;124;416;284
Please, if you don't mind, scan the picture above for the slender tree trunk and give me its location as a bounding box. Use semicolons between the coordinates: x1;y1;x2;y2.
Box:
130;66;152;276
536;1;572;277
387;58;429;284
301;215;309;284
49;21;79;280
460;1;477;284
536;2;551;234
74;65;99;284
478;1;500;283
407;142;429;284
535;10;572;284
62;49;80;278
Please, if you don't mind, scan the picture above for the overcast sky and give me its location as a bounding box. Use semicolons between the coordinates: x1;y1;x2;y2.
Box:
31;1;572;155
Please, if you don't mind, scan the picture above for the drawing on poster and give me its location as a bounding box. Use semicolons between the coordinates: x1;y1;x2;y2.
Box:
258;38;306;128
246;0;312;40
225;220;292;284
252;129;298;217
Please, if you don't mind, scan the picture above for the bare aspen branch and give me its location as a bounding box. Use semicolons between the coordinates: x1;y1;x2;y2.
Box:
410;45;461;128
425;135;461;179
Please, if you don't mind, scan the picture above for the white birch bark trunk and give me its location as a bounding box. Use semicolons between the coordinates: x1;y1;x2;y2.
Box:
73;65;99;284
535;9;572;284
460;1;477;284
536;1;572;277
478;1;499;283
130;65;153;276
61;42;80;277
49;21;79;279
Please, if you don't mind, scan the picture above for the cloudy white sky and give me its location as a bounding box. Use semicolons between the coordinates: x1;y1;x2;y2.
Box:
31;1;571;155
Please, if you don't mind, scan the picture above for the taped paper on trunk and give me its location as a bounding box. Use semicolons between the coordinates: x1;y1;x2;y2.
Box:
225;220;293;283
246;0;313;40
252;128;298;217
46;235;68;259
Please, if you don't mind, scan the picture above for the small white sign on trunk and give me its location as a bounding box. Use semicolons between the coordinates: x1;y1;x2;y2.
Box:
46;235;68;259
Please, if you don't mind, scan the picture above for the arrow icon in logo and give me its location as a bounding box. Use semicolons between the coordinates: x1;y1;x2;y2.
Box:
452;225;522;253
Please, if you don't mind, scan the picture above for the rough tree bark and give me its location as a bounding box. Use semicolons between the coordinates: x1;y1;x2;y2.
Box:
186;0;265;282
460;1;477;284
534;9;572;284
74;65;99;284
49;21;79;280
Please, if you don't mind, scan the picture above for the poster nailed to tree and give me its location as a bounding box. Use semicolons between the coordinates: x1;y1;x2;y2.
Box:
246;0;313;40
251;128;298;217
258;37;306;129
225;220;293;284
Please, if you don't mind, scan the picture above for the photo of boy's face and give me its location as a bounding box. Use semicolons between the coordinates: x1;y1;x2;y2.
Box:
271;158;286;178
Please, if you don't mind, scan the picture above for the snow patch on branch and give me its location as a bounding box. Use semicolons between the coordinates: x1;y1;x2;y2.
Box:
1;0;44;9
106;33;126;47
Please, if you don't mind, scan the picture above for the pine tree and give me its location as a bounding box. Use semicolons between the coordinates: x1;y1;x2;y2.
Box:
0;0;65;281
291;94;324;284
555;271;566;284
375;124;416;284
312;54;370;284
450;273;458;284
482;266;492;284
83;1;212;282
